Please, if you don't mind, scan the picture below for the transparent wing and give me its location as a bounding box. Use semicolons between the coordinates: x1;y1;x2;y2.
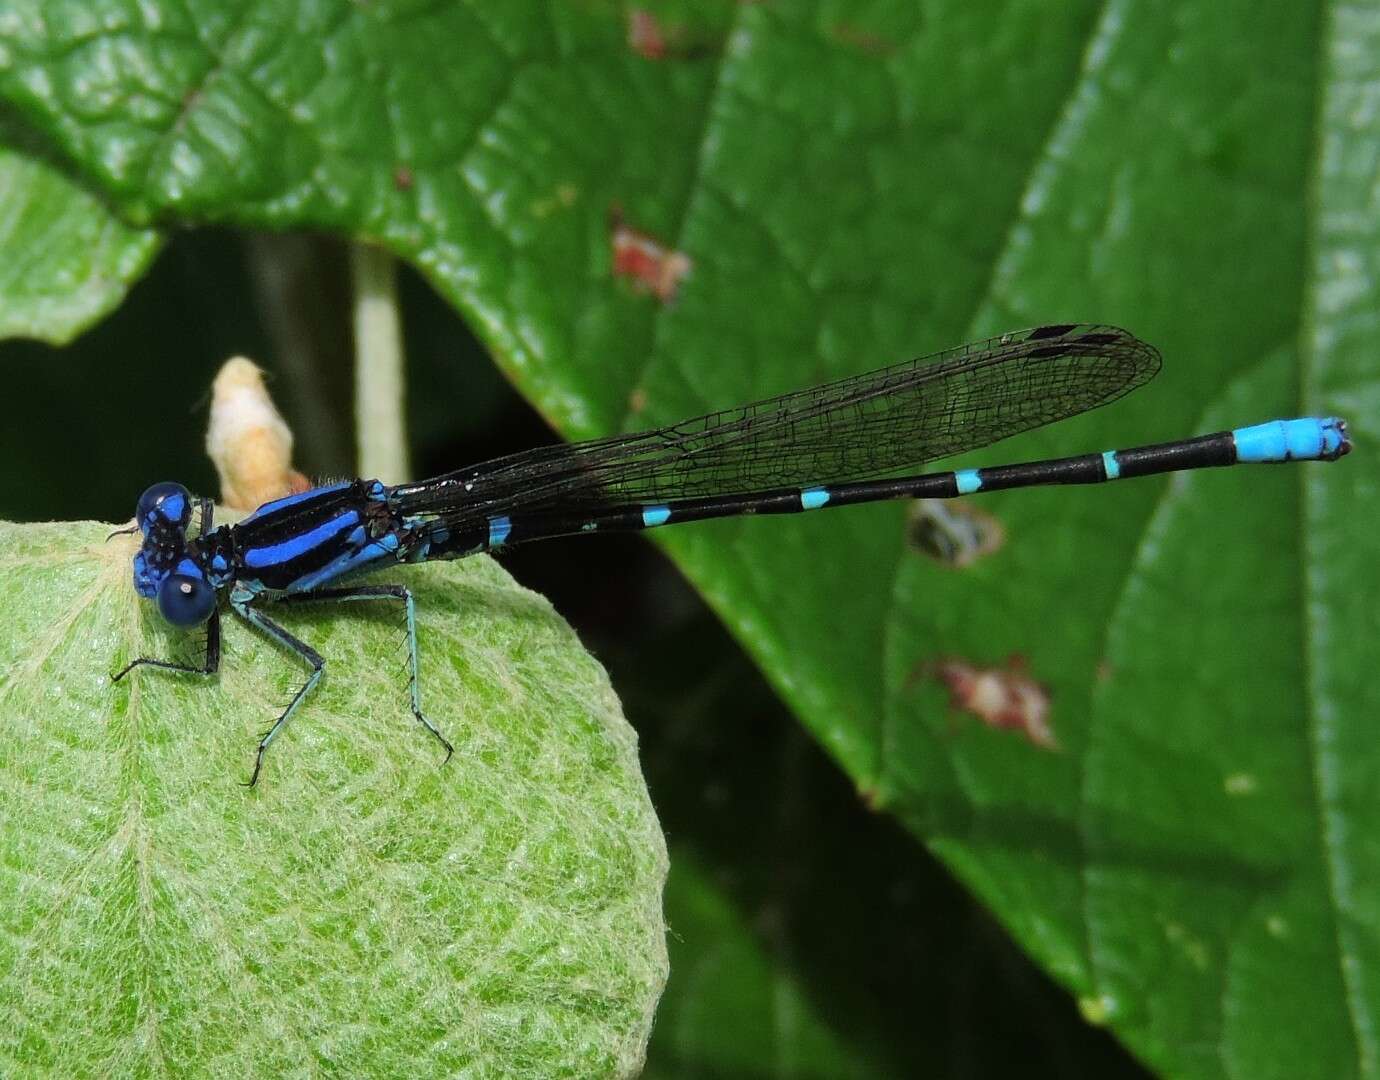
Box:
390;324;1160;528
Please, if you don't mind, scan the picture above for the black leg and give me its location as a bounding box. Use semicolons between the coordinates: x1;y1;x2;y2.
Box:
230;596;325;787
276;584;455;764
111;606;222;683
197;496;214;537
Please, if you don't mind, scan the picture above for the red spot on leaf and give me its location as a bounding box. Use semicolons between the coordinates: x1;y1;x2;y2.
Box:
831;23;898;57
610;208;692;302
626;9;724;61
627;9;668;60
932;654;1057;750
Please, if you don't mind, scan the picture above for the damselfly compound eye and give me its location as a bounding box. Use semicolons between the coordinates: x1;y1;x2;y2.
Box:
136;482;193;534
156;573;216;627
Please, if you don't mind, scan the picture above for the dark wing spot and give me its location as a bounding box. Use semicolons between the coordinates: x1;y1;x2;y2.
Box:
1073;332;1120;345
1028;323;1078;340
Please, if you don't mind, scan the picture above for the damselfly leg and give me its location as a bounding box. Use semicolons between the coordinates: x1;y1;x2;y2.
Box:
111;609;222;683
230;584;454;786
275;584;455;764
230;592;324;788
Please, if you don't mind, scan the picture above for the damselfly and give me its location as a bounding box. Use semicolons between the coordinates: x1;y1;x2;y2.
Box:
114;324;1351;785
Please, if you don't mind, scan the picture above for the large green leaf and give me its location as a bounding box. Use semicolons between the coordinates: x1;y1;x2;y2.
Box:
0;115;159;343
1;2;1375;1075
0;521;667;1075
632;618;1147;1078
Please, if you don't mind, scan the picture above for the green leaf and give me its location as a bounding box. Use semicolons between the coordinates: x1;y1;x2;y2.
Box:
2;2;1376;1075
0;520;667;1076
634;618;1145;1077
0;118;159;343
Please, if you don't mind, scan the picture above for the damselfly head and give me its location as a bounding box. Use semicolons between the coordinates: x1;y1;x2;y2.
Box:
131;482;197;603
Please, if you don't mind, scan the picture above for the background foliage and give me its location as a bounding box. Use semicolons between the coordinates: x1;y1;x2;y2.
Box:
1;1;1377;1076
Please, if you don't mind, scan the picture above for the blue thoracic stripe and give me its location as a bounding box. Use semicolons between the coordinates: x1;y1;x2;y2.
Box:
487;515;512;548
642;505;672;527
1233;418;1346;462
241;480;351;524
1101;450;1121;480
954;469;983;495
800;487;830;510
242;511;360;569
290;530;402;592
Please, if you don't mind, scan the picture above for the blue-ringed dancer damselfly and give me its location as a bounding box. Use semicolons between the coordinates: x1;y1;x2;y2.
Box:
113;324;1351;785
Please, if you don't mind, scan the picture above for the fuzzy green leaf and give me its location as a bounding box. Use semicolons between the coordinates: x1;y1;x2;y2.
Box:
0;520;667;1076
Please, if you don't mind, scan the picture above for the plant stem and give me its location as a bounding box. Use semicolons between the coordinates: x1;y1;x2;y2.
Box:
351;243;410;482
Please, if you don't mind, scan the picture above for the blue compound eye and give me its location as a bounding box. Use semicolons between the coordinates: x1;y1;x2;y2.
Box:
136;482;192;533
156;573;217;627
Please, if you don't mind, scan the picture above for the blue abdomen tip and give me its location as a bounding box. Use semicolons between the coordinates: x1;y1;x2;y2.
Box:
1234;417;1352;463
